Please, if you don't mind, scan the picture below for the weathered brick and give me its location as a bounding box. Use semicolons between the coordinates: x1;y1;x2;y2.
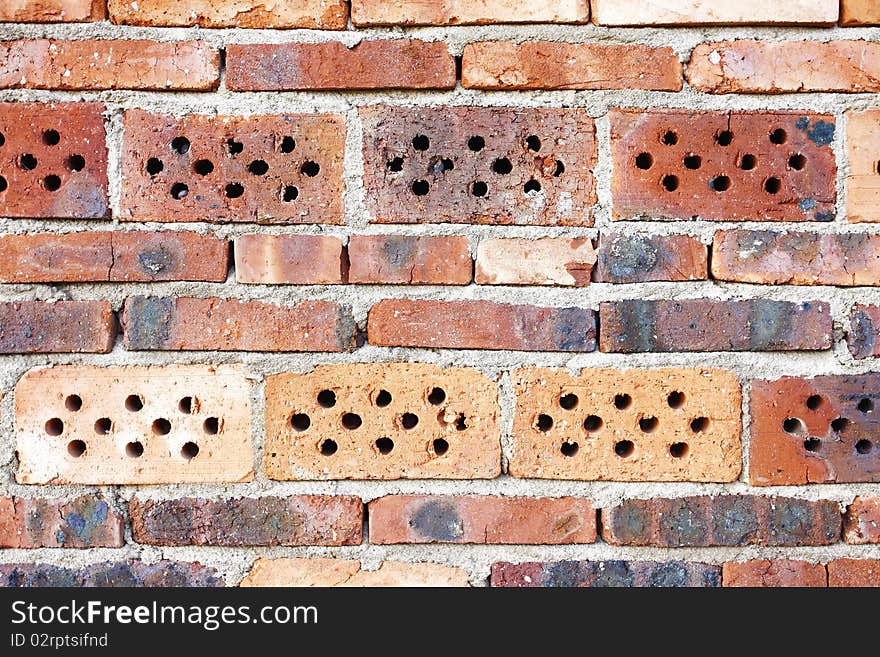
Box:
462;41;681;91
845;110;880;223
368;496;596;544
828;559;880;587
688;41;880;94
0;0;105;22
108;0;347;28
592;0;837;25
0;102;108;219
491;561;721;588
610;109;836;222
475;238;595;286
712;230;880;286
122;297;354;352
348;235;472;285
120;109;345;224
722;560;827;587
15;365;253;485
849;305;880;358
0;561;223;587
264;364;500;480
0;231;229;283
509;367;742;482
351;0;589;26
843;497;880;544
227;40;455;91
600;300;831;353
0;301;115;354
368;300;596;352
601;496;841;547
0;40;219;91
131;496;362;546
750;374;880;485
240;558;469;587
361;106;596;226
0;495;122;548
234;234;343;285
593;233;707;283
841;1;880;25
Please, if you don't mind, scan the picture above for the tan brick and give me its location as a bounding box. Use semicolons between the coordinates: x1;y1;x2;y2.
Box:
462;41;681;91
475;238;595;286
0;0;105;22
240;558;469;587
846;110;880;223
592;0;838;25
828;559;880;587
264;364;500;481
234;234;343;285
723;560;827;587
593;233;707;283
0;301;115;354
844;497;880;544
15;365;253;485
841;1;880;25
509;367;742;482
0;495;123;548
108;0;348;28
348;235;472;285
351;0;589;26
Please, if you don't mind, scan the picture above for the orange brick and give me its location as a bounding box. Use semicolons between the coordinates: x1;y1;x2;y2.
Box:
0;301;115;354
841;0;880;25
828;559;880;587
348;235;472;285
843;497;880;544
592;0;837;25
351;0;589;26
0;0;105;22
845;110;880;223
240;558;469;587
234;234;344;285
108;0;348;28
475;238;595;286
722;560;827;587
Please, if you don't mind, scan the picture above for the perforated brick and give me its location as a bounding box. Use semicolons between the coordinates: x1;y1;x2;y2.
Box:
15;365;253;485
361;106;596;226
750;374;880;485
120;109;345;224
0;102;107;219
845;110;880;223
108;0;348;29
240;558;469;587
264;364;500;480
610;109;836;222
509;368;742;482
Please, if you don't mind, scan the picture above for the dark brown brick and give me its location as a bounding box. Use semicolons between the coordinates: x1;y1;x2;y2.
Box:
0;561;223;587
593;233;707;283
849;304;880;358
0;495;123;548
490;561;721;587
0;301;115;353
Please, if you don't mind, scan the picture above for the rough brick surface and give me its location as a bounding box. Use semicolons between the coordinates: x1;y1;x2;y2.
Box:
15;365;253;485
0;561;223;587
462;42;682;91
0;40;219;91
120;109;345;224
351;0;589;26
0;102;107;219
0;301;115;354
845;110;880;223
849;305;880;358
130;496;363;546
234;234;343;285
475;238;595;286
0;495;123;548
509;367;741;482
593;233;707;283
841;1;880;25
592;0;838;25
108;0;348;29
828;559;880;587
610;109;836;222
122;297;354;352
240;558;469;587
227;40;455;91
722;560;827;587
843;497;880;544
600;300;831;352
348;235;472;285
750;374;880;485
491;561;721;588
0;231;228;283
264;364;500;480
0;0;105;22
368;496;596;544
361;106;596;226
368;300;596;352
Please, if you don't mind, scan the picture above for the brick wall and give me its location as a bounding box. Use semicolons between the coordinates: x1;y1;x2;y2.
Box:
2;0;880;588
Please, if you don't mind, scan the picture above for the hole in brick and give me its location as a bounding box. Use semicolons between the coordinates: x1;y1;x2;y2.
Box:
0;132;4;146
472;180;489;197
554;160;565;177
831;417;851;433
375;390;392;407
662;130;678;146
559;393;578;410
770;128;787;145
376;437;394;454
635;152;654;170
282;185;299;202
45;418;64;435
455;413;467;431
401;413;419;429
94;418;112;435
342;413;362;430
428;388;445;405
181;442;199;460
225;183;244;198
170;182;189;199
65;395;82;412
561;441;579;457
179;397;194;414
412;180;429;196
441;157;456;172
412;135;430;151
584;415;603;432
684;154;702;170
803;437;821;452
193;159;214;176
248;159;269;176
669;442;689;458
715;130;734;147
146;157;163;176
740;154;757;170
0;176;6;193
524;179;541;194
614;393;632;410
639;416;658;433
789;154;807;171
806;394;823;411
152;418;171;435
42;129;60;146
468;136;485;151
662;174;679;192
203;417;219;435
67;154;85;171
492;158;513;175
856;439;873;455
125;395;143;412
690;417;709;433
711;175;731;192
125;441;144;458
19;153;37;170
536;414;554;432
667;391;685;409
764;177;781;194
291;413;311;431
615;440;635;458
43;174;61;191
301;161;320;177
171;137;190;154
227;138;243;155
783;417;805;434
433;438;449;455
320;439;338;456
280;136;296;153
526;135;541;151
387;157;404;172
859;398;874;414
67;439;86;457
317;389;337;408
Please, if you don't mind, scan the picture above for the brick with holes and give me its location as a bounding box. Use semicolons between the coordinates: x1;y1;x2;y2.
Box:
591;0;838;25
351;0;589;26
108;0;348;28
234;234;344;284
368;496;596;544
0;301;115;354
119;109;345;224
841;0;880;25
845;110;880;223
508;367;741;482
828;559;880;587
0;495;123;548
475;238;596;286
263;364;500;480
722;560;827;587
15;365;253;485
0;102;107;218
750;374;880;485
0;0;105;22
491;561;721;587
360;106;596;226
843;497;880;544
240;558;469;587
347;235;472;285
0;560;224;587
593;233;707;283
609;109;836;222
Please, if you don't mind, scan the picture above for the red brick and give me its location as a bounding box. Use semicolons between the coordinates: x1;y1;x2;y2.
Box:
131;496;363;546
843;497;880;544
120;109;345;224
600;300;831;352
610;109;836;222
227;40;455;91
0;40;219;91
0;301;114;353
234;234;343;285
462;41;681;91
491;561;721;587
475;238;595;286
593;233;707;283
368;496;596;544
368;299;596;352
241;558;469;587
122;297;354;352
0;561;223;587
828;559;880;587
0;231;228;283
0;495;122;548
0;0;105;22
361;106;596;226
0;102;108;219
841;1;880;25
108;0;347;28
351;0;589;26
722;560;827;587
348;235;471;285
849;305;880;358
592;0;837;25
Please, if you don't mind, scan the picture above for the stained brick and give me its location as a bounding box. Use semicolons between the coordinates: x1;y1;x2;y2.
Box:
234;234;343;285
491;561;721;588
827;559;880;587
0;0;105;22
849;305;880;358
0;301;115;354
843;497;880;544
592;0;838;25
475;238;595;286
593;233;707;283
240;558;469;587
845;110;880;223
841;1;880;25
722;560;827;587
351;0;589;26
348;235;472;285
0;561;223;587
108;0;348;28
0;496;123;548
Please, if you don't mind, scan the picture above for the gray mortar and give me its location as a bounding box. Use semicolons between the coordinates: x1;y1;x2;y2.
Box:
1;17;880;586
